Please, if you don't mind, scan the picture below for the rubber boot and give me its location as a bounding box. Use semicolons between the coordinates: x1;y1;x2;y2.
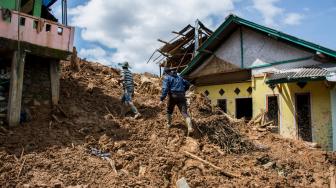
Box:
130;103;141;119
185;117;194;136
134;112;141;119
166;114;172;128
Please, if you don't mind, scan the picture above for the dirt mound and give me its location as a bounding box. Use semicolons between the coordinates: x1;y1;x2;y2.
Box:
0;60;335;187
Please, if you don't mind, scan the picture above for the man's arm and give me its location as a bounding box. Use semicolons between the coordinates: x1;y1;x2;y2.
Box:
183;78;191;91
118;69;125;84
160;77;170;101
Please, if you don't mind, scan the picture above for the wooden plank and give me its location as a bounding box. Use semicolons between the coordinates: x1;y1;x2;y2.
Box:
50;60;60;105
183;151;239;178
157;39;169;44
172;31;187;37
331;167;336;188
8;51;26;127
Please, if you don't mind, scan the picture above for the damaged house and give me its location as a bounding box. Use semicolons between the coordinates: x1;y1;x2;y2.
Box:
149;20;213;74
0;0;74;126
162;15;336;150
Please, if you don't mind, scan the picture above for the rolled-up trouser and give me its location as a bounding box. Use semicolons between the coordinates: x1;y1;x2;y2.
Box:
167;93;189;118
121;89;134;104
121;89;138;114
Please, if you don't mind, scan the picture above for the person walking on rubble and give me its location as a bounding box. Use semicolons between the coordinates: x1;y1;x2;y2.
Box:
118;62;141;119
159;67;194;135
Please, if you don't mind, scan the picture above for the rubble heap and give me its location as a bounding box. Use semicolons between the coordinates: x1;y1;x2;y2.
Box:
0;60;335;187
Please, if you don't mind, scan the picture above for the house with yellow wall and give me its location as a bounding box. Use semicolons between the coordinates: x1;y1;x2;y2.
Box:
180;15;336;151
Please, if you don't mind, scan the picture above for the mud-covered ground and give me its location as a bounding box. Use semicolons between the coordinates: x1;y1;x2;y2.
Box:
0;61;335;187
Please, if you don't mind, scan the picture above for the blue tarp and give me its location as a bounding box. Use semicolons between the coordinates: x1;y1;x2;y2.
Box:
42;0;58;7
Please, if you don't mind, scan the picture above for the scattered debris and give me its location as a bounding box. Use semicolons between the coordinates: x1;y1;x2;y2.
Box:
183;151;239;178
0;60;333;187
196;115;255;154
17;158;26;179
305;142;321;149
105;158;118;175
89;148;111;158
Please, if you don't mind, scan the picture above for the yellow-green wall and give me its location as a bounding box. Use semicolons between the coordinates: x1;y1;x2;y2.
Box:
196;82;252;117
252;77;332;149
196;78;333;150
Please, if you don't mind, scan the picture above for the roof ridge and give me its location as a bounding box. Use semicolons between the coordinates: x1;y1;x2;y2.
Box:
181;15;336;76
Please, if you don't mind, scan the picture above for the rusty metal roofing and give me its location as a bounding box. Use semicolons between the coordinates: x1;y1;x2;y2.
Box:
266;63;336;84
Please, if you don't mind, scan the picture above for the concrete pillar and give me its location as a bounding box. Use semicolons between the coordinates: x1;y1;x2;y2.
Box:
7;51;26;126
331;86;336;151
50;60;60;105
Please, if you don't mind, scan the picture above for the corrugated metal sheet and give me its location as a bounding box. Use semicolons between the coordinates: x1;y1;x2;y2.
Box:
267;63;336;84
268;72;295;80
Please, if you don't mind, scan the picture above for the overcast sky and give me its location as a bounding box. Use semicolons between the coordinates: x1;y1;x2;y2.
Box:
51;0;336;74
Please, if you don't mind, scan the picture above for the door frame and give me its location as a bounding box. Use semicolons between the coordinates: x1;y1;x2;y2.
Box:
266;94;280;130
217;99;227;113
294;92;312;141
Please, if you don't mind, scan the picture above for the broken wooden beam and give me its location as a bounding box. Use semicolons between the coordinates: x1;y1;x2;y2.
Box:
106;158;118;175
17;158;26;179
172;31;187;37
183;151;239;178
157;39;169;44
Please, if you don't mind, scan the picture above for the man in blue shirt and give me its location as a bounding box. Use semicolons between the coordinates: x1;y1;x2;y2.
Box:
159;67;193;135
118;62;141;119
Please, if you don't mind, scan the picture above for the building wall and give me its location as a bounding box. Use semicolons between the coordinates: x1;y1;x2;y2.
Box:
208;27;316;71
0;9;75;52
196;82;252;117
33;0;42;17
0;0;42;17
242;28;314;69
0;0;16;10
214;29;241;68
253;77;333;150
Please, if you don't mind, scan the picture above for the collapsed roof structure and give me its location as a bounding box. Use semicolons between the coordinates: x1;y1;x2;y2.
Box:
148;20;213;73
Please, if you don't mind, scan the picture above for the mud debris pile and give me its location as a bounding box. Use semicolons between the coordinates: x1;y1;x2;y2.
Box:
0;60;335;187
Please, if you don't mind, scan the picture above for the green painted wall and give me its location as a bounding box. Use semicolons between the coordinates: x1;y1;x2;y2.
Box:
33;0;42;17
0;0;42;17
0;0;17;10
